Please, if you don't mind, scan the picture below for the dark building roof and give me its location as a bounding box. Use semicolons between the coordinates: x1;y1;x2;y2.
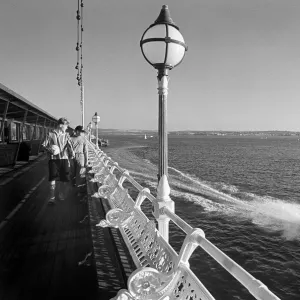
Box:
0;83;67;128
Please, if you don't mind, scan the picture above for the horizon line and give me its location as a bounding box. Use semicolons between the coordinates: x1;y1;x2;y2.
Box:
97;128;300;132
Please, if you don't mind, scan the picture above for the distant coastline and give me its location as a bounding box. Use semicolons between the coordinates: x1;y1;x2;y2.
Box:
98;129;300;137
170;131;300;137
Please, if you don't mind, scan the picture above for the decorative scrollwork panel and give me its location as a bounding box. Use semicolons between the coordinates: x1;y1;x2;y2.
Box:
172;267;214;300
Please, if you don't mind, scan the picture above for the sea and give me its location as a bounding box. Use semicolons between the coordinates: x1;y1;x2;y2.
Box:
102;134;300;300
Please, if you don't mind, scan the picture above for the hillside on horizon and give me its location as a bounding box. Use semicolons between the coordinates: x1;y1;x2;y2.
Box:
97;128;300;136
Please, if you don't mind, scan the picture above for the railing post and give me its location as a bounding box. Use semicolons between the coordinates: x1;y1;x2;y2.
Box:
152;175;174;243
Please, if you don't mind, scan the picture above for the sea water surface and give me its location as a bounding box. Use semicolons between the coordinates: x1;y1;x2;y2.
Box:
102;134;300;300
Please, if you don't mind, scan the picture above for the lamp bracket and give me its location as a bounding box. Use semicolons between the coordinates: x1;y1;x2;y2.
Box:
157;67;169;80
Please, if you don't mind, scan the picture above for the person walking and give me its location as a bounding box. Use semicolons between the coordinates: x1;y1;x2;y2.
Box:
42;117;75;204
69;129;77;186
70;125;88;196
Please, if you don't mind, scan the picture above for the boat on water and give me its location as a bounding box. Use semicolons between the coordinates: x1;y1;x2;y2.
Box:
99;138;109;147
144;134;147;140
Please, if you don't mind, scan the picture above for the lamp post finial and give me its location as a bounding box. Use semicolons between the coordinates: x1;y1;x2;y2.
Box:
154;4;177;28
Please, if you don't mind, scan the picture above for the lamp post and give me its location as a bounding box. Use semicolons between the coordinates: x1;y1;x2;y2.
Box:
140;5;187;181
92;112;100;148
140;5;187;242
87;122;92;142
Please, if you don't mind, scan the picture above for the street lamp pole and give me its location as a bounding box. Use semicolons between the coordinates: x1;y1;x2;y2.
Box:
81;84;84;127
86;122;92;142
92;112;100;149
75;0;85;127
140;5;187;242
157;68;169;180
140;5;187;182
96;122;98;148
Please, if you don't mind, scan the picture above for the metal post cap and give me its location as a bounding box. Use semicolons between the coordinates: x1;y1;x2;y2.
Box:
154;5;178;29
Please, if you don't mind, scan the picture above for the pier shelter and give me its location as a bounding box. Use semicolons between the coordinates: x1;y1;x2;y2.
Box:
0;83;61;167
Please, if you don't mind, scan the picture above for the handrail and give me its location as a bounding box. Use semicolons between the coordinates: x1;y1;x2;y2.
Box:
163;205;279;299
196;236;278;300
85;138;281;300
162;206;194;235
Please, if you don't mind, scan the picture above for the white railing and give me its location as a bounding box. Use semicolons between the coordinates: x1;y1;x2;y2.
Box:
86;139;281;300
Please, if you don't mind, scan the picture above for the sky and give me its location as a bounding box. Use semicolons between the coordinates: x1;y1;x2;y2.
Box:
1;0;300;131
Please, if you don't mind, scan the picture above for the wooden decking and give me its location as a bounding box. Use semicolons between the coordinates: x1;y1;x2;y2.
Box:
0;156;135;300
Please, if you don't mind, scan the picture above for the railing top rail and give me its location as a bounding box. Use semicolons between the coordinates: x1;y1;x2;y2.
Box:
162;206;194;235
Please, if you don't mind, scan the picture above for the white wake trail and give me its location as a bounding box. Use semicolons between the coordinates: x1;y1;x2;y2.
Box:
108;148;300;240
168;166;300;240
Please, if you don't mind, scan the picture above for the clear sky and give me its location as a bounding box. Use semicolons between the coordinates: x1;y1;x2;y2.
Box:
1;0;300;131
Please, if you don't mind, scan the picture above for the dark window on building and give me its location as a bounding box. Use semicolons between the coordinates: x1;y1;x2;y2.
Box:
10;122;18;141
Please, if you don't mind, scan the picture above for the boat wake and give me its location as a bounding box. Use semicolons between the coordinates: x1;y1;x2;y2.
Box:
106;146;300;240
168;166;300;241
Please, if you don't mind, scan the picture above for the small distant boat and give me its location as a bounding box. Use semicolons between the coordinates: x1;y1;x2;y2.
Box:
144;134;147;140
98;139;109;147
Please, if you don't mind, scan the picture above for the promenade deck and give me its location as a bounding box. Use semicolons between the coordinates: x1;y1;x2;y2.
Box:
0;155;135;300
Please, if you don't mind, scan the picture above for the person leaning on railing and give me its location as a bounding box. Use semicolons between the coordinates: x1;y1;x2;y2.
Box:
70;125;89;196
42;117;75;204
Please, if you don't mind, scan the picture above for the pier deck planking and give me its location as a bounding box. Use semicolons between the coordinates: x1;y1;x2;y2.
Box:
0;157;133;300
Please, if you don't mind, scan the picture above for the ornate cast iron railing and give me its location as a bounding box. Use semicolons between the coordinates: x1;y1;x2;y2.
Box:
86;140;281;300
